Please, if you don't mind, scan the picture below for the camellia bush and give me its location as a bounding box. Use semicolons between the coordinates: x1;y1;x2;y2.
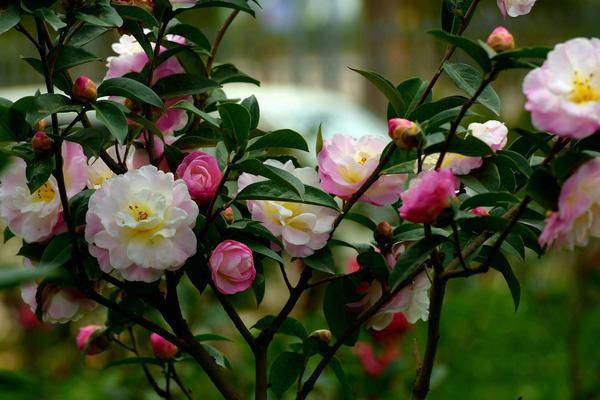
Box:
0;0;598;398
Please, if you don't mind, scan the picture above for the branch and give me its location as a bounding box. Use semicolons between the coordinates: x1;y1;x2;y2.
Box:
129;327;171;399
206;10;240;76
209;281;257;350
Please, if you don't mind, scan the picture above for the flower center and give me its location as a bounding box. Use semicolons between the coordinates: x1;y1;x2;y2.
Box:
32;182;56;203
570;72;600;103
128;203;152;221
355;152;371;165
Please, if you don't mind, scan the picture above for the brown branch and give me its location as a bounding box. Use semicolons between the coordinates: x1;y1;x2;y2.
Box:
206;10;240;76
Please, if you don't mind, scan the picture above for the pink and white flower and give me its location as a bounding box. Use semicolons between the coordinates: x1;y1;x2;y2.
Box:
523;38;600;139
85;165;199;282
497;0;536;17
399;169;459;224
0;142;87;243
176;151;222;206
238;160;338;257
209;240;256;295
317;134;407;206
539;158;600;249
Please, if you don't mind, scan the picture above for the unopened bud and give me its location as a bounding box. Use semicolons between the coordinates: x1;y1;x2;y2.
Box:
471;207;490;216
388;118;422;150
32;131;54;156
150;333;178;360
486;27;515;52
374;221;393;247
35;119;47;131
72;76;97;103
221;207;234;224
309;329;332;344
76;325;109;355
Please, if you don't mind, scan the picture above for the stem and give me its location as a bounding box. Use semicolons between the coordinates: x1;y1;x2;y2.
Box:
171;361;194;400
209;281;257;350
206;10;240;76
279;264;293;293
450;220;469;270
129;327;170;399
254;344;268;400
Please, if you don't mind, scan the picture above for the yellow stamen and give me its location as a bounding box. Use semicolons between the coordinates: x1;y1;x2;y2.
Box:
570;71;600;103
128;204;152;222
32;182;56;203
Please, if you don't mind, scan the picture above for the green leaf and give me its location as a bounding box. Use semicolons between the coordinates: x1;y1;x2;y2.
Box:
357;250;389;282
247;129;309;152
194;333;231;342
269;352;305;398
112;4;158;27
65;127;112;157
425;135;492;157
52;46;100;72
26;94;82;125
316;123;324;155
0;4;21;35
210;63;260;85
350;68;406;117
441;0;473;34
460;192;520;210
323;278;360;345
3;227;14;243
496;149;533;177
153;74;219;98
75;0;123;27
344;213;377;230
458;215;509;233
167;23;210;50
241;95;260;130
238;238;283;263
479;246;520;311
460;160;501;193
25;156;54;193
41;234;72;266
98;77;163;109
330;357;352;400
0;265;60;290
170;100;220;128
68;25;108;47
526;167;560;210
443;62;500;115
408;95;467;122
201;343;231;369
237;181;339;210
234;159;305;199
381;160;415;175
92;101;128;144
252;315;308;339
303;246;335;274
387;78;430;118
104;357;164;369
218;103;251;152
493;47;551;61
33;8;66;31
389;235;447;290
429;29;491;72
192;0;256;16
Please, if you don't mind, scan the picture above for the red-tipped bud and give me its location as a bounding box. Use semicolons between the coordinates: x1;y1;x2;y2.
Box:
72;76;97;103
374;221;393;248
486;27;515;52
150;333;178;360
471;207;490;216
32;131;54;156
76;325;108;355
221;207;234;224
388;118;422;150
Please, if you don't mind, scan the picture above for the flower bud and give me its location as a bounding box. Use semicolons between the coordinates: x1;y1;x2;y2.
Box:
72;76;97;103
150;333;178;360
374;221;393;248
221;207;234;224
471;207;490;216
486;27;515;52
309;329;332;344
32;131;54;156
34;119;46;132
388;118;422;150
76;325;108;355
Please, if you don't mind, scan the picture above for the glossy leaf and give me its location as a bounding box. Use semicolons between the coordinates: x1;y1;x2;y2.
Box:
0;4;20;35
26;94;81;125
389;235;447;290
92;101;128;144
98;77;163;109
443;62;500;115
269;352;305;398
237;180;339;210
351;68;406;117
460;192;520;210
303;246;336;274
153;74;219;98
252;315;308;339
430;29;491;72
234;159;305;198
0;265;60;290
167;23;210;49
218;102;251;152
247;129;308;152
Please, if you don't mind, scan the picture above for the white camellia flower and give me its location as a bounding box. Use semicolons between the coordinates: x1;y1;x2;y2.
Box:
238;159;338;257
85;165;199;282
497;0;536;17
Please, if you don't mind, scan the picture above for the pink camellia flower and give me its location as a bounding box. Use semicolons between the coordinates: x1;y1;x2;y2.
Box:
85;165;199;282
317;134;407;206
77;325;105;355
539;158;600;249
72;76;98;103
238;159;338;257
497;0;536;17
523;38;600;139
399;169;459;224
0;142;87;243
388;118;421;150
176;151;222;206
150;333;178;359
487;27;515;52
209;240;256;295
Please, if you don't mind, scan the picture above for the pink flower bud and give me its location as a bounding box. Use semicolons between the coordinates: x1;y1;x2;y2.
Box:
487;27;515;52
471;207;490;216
72;76;97;103
76;325;106;355
209;240;255;295
399;169;459;224
150;333;178;360
373;221;393;247
176;151;222;206
388;118;422;150
31;131;54;156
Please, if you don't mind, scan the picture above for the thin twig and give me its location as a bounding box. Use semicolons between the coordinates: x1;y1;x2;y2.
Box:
171;361;194;400
450;220;469;271
129;327;170;399
209;281;257;350
206;10;240;76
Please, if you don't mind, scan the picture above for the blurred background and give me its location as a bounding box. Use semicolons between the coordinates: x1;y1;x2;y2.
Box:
1;0;600;399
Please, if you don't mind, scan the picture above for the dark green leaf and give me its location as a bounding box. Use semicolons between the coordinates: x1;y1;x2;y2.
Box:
92;101;128;144
98;77;163;109
357;250;389;282
234;159;305;198
323;278;360;345
387;78;430;118
25;156;54;193
496;149;533;177
330;357;352;400
104;357;164;369
26;94;81;125
241;95;260;130
425;134;492;156
0;4;21;35
526;167;560;210
389;235;447;290
441;0;473;34
153;74;219;98
113;4;158;26
344;213;377;230
493;47;551;61
460;192;520;210
269;352;305;398
41;234;72;266
0;265;60;290
75;1;123;27
192;0;256;16
3;227;14;243
458;215;509;233
201;343;231;369
218;103;250;152
252;315;308;339
52;45;100;72
170;100;220;128
167;23;210;49
381;160;415;175
211;63;260;85
429;29;491;72
460;160;501;193
316;123;324;155
351;68;406;117
247;129;308;152
194;333;231;342
479;246;520;310
443;62;500;115
408;95;467;122
65;127;111;157
237;181;339;210
33;8;66;31
303;246;335;274
69;24;108;47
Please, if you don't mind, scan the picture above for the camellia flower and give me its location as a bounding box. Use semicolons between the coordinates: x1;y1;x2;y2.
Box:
317;134;407;206
209;240;256;295
85;165;199;282
497;0;536;17
539;158;600;249
0;142;87;243
150;333;178;359
435;120;508;175
399;169;459;224
176;151;222;206
238;159;338;257
523;38;600;139
77;325;106;355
